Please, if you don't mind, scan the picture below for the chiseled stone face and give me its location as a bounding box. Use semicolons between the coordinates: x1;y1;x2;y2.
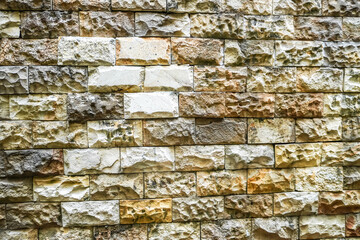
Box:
172;197;229;222
0;66;28;94
144;118;195;146
247;67;296;93
144;65;193;92
324;42;360;67
58;37;115;66
319;191;360;215
344;167;360;189
195;118;246;144
10;94;67;120
225;145;274;169
0;96;9;120
88;120;142;147
53;0;110;10
112;0;166;11
0;39;58;65
322;0;360;16
296;117;342;142
172;38;223;65
67;93;123;121
121;147;174;173
225;194;273;218
273;0;321;15
274;192;318;216
197;170;246;196
124;92;179;119
300;215;345;239
6;202;61;229
33;176;89;202
0;121;32;149
0;178;33;203
80;11;134;37
321;142;360;166
191;14;245;39
0;0;51;10
167;0;221;13
21;11;79;39
64;148;120;175
90;174;143;200
175;145;224;171
346;213;360;237
116;37;170;65
0;11;20;38
222;0;272;14
136;13;190;37
0;205;5;229
61;200;120;227
275;143;321;168
226;93;275;117
345;68;360;92
149;222;200;240
294;17;342;41
275;40;323;66
343;17;360;41
343;117;360;141
201;219;251;240
296;67;343;92
120;198;172;224
295;167;343;192
194;66;247;92
145;172;196;198
88;66;143;93
248;169;294;194
248;118;295;144
252;217;298;240
94;224;147;240
39;227;92;240
29;66;87;93
179;92;225;118
0;229;38;239
32;121;87;148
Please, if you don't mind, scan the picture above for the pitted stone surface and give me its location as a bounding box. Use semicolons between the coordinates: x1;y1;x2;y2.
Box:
0;11;20;38
112;0;166;11
0;66;28;94
53;0;110;10
148;222;200;240
225;194;273;218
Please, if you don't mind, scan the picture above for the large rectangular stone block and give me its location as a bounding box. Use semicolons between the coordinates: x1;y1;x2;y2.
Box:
225;194;273;218
201;219;250;240
0;0;51;10
0;12;20;38
53;0;110;10
0;178;33;203
225;145;274;169
300;215;345;239
112;0;166;11
294;17;342;41
296;117;342;142
0;66;28;94
248;169;294;194
248;118;295;143
149;222;200;240
296;67;343;92
0;121;32;149
295;167;343;191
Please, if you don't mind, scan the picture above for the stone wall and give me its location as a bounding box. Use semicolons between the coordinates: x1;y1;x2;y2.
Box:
0;0;360;239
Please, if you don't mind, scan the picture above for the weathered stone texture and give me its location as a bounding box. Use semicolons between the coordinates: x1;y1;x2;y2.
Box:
275;143;321;168
88;120;142;147
0;12;20;38
61;200;120;227
226;93;275;117
273;0;321;15
300;215;345;239
344;167;360;189
6;203;61;229
0;229;38;240
319;190;360;214
39;227;92;240
248;118;295;143
0;205;5;229
294;17;342;41
274;192;318;216
53;0;110;10
201;219;251;240
29;66;87;93
0;0;51;10
21;11;79;38
112;0;166;11
0;66;28;94
172;38;223;65
58;37;115;66
346;213;360;237
343;17;360;41
167;0;222;13
145;172;195;198
322;0;360;16
296;117;342;142
90;174;143;200
222;0;273;14
345;68;360;92
0;178;33;203
248;169;294;194
0;39;58;65
324;42;360;67
94;224;147;240
0;121;32;150
149;222;200;240
296;67;343;92
225;194;273;218
343;117;360;141
0;96;9;120
80;11;134;37
252;217;298;240
120;199;172;224
116;37;170;65
295;167;343;191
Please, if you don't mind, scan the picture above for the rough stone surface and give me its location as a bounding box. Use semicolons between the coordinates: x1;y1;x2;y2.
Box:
252;217;298;240
6;203;61;229
248;169;294;194
148;222;200;240
121;147;174;173
343;117;360;141
296;117;342;142
194;66;247;92
136;13;190;37
226;93;275;117
322;0;360;16
274;192;319;216
112;0;166;11
0;66;28;94
0;178;33;203
88;66;144;93
32;121;87;148
0;0;51;10
248;118;295;143
197;170;246;196
345;68;360;92
319;191;360;214
0;96;9;120
295;167;343;191
88;120;142;147
38;227;92;240
346;213;360;237
275;143;321;168
0;11;20;38
0;229;38;239
68;93;123;121
0;39;58;65
0;121;32;149
21;11;79;39
324;42;360;67
343;17;360;41
225;145;274;169
124;92;179;119
172;38;223;65
172;197;229;221
273;0;321;15
64;148;120;175
90;174;143;200
344;167;360;189
222;0;272;14
144;118;195;146
225;194;273;218
0;205;5;229
120;199;172;224
53;0;110;10
29;66;87;93
80;11;134;37
195;118;247;144
61;200;120;227
145;172;195;198
116;37;170;65
296;67;343;92
294;17;342;41
300;215;345;239
201;219;251;240
58;37;115;66
94;224;147;240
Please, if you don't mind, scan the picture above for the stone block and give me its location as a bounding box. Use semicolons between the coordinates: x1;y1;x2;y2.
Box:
344;167;360;189
346;213;360;237
94;225;147;240
345;68;360;92
0;178;32;203
275;93;324;117
252;217;298;240
0;66;28;94
0;229;38;239
295;167;343;191
149;222;200;240
322;0;360;16
300;215;345;239
294;17;342;41
273;0;321;15
248;169;294;194
39;227;92;240
112;0;166;11
0;11;20;38
0;0;51;10
53;0;110;10
0;96;9;120
0;121;32;149
343;17;360;41
248;118;295;143
225;145;274;169
225;194;273;218
167;0;221;13
201;219;251;240
296;67;343;92
324;42;360;67
296;117;342;142
275;143;321;168
343;117;360;141
226;93;275;117
319;191;360;214
274;192;318;216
